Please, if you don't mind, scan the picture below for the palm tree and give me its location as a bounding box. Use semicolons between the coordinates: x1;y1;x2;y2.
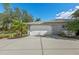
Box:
2;3;12;30
13;7;22;20
22;10;33;22
35;17;41;22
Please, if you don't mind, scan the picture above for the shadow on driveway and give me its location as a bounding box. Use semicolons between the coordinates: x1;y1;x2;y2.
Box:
37;34;79;41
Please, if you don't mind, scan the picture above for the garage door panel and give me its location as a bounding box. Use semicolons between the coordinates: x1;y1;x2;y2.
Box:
29;25;52;36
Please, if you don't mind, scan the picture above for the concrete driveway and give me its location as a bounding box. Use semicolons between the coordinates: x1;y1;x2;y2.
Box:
0;36;79;55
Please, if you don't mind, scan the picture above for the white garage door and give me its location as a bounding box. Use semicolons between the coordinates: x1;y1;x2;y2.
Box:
29;25;52;36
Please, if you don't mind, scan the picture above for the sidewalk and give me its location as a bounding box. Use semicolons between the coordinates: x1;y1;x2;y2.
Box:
0;36;79;55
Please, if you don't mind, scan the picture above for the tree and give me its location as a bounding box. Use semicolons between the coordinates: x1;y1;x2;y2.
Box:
65;9;79;36
2;3;13;31
3;3;11;13
0;3;34;38
66;19;79;36
13;7;22;20
64;9;79;36
12;8;33;22
72;9;79;19
35;18;41;21
22;10;33;22
0;3;33;34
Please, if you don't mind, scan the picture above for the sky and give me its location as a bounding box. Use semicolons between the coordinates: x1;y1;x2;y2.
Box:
0;3;79;21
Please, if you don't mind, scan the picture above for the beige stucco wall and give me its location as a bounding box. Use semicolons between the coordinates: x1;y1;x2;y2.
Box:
51;24;65;34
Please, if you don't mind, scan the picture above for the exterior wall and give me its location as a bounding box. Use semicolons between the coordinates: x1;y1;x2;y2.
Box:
52;24;65;34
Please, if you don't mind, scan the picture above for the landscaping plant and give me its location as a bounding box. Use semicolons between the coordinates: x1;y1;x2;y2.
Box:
0;3;33;39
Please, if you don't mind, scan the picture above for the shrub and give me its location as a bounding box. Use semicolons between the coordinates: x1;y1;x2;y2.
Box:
59;31;66;37
0;34;5;39
11;20;28;36
59;30;76;38
0;19;28;39
0;33;17;39
7;33;17;39
66;20;79;33
0;34;10;39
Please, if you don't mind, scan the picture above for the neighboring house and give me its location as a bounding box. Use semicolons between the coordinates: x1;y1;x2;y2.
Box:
27;19;66;36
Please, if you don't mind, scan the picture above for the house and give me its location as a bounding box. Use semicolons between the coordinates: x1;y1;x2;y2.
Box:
27;19;66;36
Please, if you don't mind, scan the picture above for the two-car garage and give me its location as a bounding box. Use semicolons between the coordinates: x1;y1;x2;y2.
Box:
27;21;65;36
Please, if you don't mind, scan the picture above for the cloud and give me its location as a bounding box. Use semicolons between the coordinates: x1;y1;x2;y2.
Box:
75;6;79;9
56;6;79;19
